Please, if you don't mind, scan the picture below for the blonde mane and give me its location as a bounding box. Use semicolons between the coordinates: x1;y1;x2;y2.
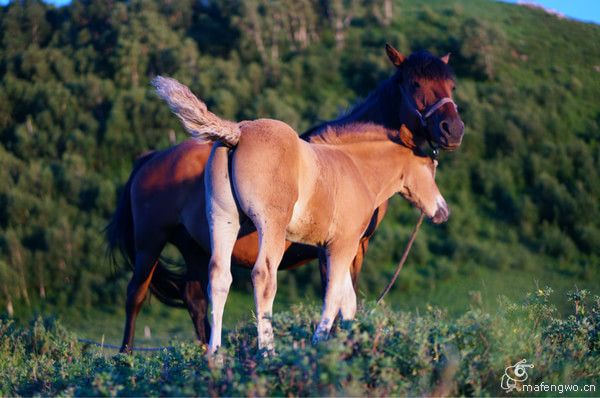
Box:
307;122;408;148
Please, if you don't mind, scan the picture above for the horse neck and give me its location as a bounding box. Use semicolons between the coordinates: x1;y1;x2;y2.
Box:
306;78;427;147
334;79;399;129
336;137;422;207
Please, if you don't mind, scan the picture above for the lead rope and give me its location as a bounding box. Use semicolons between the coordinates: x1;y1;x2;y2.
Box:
77;338;173;352
376;154;438;305
376;212;425;305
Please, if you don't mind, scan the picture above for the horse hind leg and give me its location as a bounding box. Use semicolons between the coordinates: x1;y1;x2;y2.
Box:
251;221;288;354
206;209;240;355
184;256;211;345
120;242;165;353
204;143;242;355
171;229;211;344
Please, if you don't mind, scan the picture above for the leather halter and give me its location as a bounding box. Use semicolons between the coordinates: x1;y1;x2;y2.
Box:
415;97;457;128
401;86;457;159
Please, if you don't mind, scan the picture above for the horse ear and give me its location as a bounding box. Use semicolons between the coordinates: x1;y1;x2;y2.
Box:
385;44;406;67
399;124;416;149
440;52;451;64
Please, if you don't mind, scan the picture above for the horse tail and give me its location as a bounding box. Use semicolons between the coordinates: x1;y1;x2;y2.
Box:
152;76;241;147
105;151;187;308
148;258;187;308
106;152;155;270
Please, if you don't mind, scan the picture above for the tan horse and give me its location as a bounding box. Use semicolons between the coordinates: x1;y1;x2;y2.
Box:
110;46;464;353
154;69;456;353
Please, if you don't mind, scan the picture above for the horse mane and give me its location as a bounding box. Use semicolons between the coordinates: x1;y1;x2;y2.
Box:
337;76;397;121
402;50;455;81
307;122;409;147
300;76;398;143
301;50;454;145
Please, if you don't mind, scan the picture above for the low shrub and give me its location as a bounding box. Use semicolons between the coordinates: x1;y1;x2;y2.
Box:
0;289;598;396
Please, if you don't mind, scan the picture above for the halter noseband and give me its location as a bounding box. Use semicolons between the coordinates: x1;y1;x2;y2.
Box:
415;97;457;128
401;86;457;158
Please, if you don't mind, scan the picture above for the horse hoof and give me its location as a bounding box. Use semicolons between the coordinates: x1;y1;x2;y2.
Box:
259;347;276;358
207;351;225;367
311;331;329;345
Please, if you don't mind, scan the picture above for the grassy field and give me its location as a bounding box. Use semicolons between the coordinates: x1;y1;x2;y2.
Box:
23;263;597;350
2;288;598;396
1;0;599;395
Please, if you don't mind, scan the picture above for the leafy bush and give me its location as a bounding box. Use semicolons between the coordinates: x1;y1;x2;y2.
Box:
1;289;598;396
0;0;599;323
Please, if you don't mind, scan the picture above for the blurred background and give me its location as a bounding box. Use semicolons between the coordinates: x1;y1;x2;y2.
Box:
0;0;598;345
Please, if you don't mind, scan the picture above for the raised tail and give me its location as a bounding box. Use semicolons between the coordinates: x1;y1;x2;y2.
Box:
105;151;187;308
152;76;241;147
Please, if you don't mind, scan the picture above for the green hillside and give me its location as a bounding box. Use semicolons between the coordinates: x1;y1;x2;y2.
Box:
0;0;599;325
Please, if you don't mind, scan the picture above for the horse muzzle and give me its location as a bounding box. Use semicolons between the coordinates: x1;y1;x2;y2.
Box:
431;197;449;224
437;119;464;151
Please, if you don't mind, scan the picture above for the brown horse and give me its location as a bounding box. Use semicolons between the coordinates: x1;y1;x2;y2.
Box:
108;45;464;353
153;58;461;353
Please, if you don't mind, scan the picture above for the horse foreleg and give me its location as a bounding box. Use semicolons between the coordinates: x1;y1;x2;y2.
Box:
120;249;161;353
348;202;388;292
312;243;358;344
318;249;328;301
350;238;369;293
339;269;357;320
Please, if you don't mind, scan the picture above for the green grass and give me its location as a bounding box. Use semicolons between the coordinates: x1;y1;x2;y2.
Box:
1;0;599;393
2;0;600;337
22;264;594;357
1;288;598;396
387;266;600;316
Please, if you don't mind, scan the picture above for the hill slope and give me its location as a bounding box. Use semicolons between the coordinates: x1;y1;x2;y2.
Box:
0;0;599;315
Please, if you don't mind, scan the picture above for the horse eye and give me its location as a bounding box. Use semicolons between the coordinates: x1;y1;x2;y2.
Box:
412;81;421;89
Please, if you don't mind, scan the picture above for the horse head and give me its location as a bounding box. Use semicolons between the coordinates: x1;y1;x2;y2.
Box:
386;45;465;151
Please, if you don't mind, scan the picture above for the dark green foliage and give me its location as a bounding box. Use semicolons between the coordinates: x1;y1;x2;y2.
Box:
0;0;599;317
1;289;599;396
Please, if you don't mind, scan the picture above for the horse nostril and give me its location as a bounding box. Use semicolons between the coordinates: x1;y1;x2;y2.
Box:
440;121;450;135
431;197;449;224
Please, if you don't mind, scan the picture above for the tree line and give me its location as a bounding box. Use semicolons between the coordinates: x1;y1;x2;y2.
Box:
0;0;599;315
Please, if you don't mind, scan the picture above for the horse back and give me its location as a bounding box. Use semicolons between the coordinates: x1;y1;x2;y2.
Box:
131;139;212;232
